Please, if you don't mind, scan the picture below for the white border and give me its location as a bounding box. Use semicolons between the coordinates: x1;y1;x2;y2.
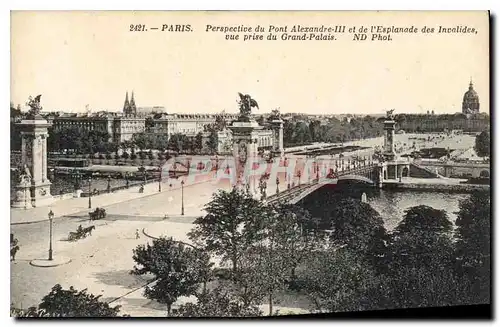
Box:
2;1;498;326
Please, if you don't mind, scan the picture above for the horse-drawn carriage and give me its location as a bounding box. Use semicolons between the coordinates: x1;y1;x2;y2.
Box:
67;225;95;242
89;207;106;221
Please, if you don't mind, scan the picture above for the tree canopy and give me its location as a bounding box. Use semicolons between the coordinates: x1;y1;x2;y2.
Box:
474;130;490;157
131;237;212;315
188;188;269;274
37;284;121;317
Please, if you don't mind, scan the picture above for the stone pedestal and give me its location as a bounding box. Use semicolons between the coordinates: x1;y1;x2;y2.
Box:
383;118;396;161
229;120;263;196
270;119;284;157
379;160;411;186
13;117;55;208
11;183;32;209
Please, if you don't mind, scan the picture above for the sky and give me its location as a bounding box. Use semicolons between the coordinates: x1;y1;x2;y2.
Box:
10;11;489;115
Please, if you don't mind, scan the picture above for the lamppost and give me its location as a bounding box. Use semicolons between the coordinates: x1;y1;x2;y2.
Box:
48;209;54;261
24;185;27;210
158;165;162;192
181;180;185;216
107;174;111;193
259;178;267;201
88;176;92;209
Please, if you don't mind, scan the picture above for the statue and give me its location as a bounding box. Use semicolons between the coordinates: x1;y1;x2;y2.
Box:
23;164;32;179
27;95;43;118
17;165;32;186
269;108;282;120
237;93;259;120
386;109;395;119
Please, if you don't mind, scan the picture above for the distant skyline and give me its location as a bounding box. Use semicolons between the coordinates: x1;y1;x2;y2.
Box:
11;11;489;115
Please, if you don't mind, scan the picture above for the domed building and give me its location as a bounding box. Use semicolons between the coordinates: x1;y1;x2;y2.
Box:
462;79;480;114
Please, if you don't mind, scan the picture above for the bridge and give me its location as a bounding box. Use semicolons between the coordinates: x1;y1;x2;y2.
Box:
413;160;490;178
267;163;379;205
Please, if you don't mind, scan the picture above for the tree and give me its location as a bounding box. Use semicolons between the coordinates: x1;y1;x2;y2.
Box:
37;284;121;317
298;249;382;313
388;206;454;271
231;245;290;314
172;284;262;317
205;127;218;154
168;133;189;154
474;130;490;157
309;120;321;142
47;126;109;154
454;191;491;304
384;205;458;308
188;188;268;274
303;195;388;262
267;202;322;283
132;133;149;151
131;237;211;316
194;132;204;154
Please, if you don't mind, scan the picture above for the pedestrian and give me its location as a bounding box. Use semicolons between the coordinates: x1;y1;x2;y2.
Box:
135;229;140;239
163;214;168;220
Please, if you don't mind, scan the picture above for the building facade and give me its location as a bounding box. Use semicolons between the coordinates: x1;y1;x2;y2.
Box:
50;112;115;141
397;80;488;133
46;92;283;151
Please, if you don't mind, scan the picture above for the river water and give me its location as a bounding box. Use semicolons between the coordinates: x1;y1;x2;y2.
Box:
366;190;469;231
300;185;470;232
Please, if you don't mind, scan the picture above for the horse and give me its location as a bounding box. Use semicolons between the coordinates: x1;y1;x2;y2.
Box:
83;225;95;237
11;245;19;261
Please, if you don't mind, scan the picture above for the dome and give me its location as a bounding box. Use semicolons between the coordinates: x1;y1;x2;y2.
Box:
462;80;480;114
463;81;479;101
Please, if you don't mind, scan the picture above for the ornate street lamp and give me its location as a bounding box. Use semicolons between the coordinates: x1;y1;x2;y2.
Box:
181;180;185;216
48;209;54;261
107;174;111;193
88;176;93;209
158;165;162;192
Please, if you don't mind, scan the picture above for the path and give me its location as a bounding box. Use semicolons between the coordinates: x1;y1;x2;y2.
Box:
11;170;220;225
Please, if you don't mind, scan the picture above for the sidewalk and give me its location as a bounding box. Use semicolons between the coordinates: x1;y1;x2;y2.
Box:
10;171;219;225
11;168;301;225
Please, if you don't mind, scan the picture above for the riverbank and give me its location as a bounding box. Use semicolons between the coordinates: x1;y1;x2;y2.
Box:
382;179;489;193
